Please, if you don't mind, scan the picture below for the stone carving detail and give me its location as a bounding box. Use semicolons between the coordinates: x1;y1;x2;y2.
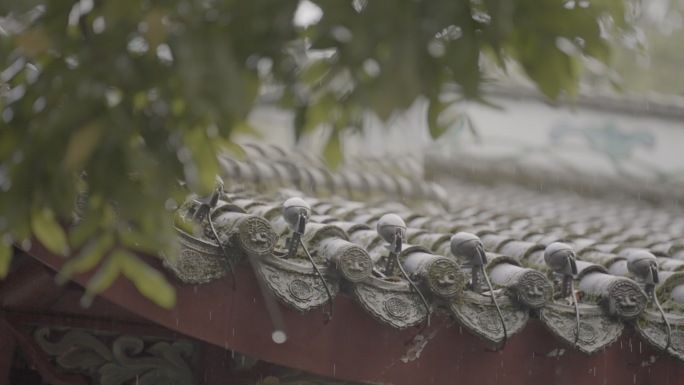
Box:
514;270;553;309
634;311;684;360
232;216;277;255
337;247;373;282
257;255;339;312
425;258;466;298
353;281;428;330
289;279;314;302
449;291;528;344
166;211;277;284
34;327;195;385
384;297;410;319
606;280;647;319
164;234;229;284
540;302;623;354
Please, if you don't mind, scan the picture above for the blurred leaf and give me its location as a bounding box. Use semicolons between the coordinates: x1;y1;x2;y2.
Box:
118;228;163;255
143;7;168;50
294;93;338;141
15;28;52;58
69;212;102;248
0;242;12;279
57;233;114;284
0;0;638;309
323;129;343;170
133;92;148;111
217;139;248;161
119;249;176;308
231;121;262;139
31;207;69;256
427;100;450;139
82;251;122;306
183;125;220;196
63;121;103;171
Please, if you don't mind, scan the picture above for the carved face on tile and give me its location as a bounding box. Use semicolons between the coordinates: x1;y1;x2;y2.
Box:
607;280;647;319
236;216;277;255
338;247;373;282
517;271;553;309
426;258;466;298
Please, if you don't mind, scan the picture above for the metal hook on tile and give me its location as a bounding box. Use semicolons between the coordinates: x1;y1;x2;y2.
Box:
545;242;580;348
451;233;508;350
625;250;671;365
193;176;237;290
377;214;432;329
282;197;334;321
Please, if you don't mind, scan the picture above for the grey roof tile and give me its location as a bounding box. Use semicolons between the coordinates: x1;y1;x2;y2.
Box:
169;144;684;358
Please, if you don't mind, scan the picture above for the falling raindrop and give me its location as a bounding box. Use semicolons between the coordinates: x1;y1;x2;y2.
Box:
272;330;287;344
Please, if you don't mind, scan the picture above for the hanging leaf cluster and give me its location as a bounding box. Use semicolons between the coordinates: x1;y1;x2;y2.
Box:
0;0;632;307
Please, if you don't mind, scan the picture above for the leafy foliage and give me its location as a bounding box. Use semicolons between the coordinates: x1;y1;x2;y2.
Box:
607;0;684;96
0;0;632;307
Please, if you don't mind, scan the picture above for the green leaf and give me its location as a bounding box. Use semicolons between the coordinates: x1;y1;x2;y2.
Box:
118;228;162;255
231;121;262;140
0;241;12;279
427;100;450;139
214;136;248;161
295;93;337;141
183;125;220;196
119;250;176;309
57;233;114;285
82;251;122;307
69;211;103;248
31;207;70;256
323;129;343;170
63;121;103;171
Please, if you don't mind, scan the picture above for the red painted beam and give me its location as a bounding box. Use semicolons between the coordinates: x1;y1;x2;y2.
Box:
25;244;684;385
0;254;65;310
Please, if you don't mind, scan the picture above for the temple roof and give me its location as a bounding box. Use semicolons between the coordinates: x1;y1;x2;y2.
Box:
10;141;684;385
166;143;684;362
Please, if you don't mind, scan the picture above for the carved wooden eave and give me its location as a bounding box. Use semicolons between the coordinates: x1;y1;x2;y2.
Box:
448;291;528;345
34;327;197;385
539;301;624;355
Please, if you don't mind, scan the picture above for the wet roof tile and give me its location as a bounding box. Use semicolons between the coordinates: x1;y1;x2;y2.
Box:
166;143;684;358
